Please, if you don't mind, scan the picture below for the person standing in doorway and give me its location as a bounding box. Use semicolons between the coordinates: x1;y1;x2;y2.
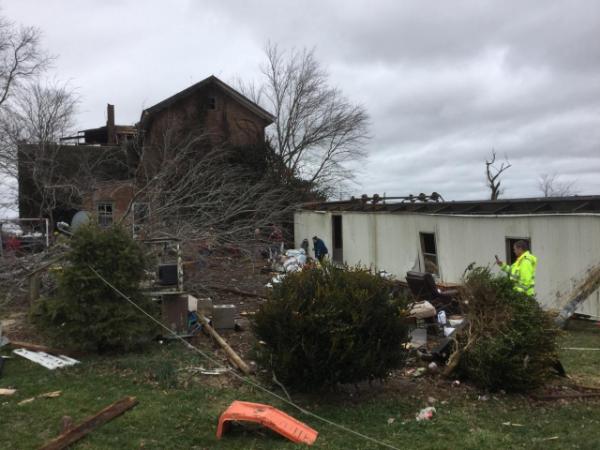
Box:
495;240;537;296
312;235;328;262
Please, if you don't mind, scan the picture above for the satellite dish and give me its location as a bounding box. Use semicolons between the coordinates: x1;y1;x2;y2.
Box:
71;211;91;232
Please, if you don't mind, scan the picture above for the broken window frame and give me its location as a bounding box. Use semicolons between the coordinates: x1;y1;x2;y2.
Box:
419;232;439;276
505;237;532;265
96;202;113;227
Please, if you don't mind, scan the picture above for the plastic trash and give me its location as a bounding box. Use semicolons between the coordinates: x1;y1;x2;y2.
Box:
416;406;436;421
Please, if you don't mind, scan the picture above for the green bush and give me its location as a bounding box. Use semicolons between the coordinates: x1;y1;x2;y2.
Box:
253;263;409;391
454;267;560;392
32;225;159;352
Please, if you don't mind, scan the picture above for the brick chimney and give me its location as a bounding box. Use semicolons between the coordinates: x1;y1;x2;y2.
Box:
106;104;115;144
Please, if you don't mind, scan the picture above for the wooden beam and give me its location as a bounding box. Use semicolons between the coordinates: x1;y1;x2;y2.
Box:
39;396;138;450
197;314;251;375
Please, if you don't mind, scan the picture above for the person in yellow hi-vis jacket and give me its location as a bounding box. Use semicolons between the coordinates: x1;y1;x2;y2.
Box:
495;240;537;296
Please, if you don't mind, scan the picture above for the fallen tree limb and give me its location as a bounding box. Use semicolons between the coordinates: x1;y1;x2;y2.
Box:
39;396;138;450
197;313;251;375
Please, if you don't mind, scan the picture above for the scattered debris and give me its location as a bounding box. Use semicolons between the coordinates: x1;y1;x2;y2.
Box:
409;301;436;319
197;314;251;375
217;400;318;445
60;416;75;434
181;366;229;376
40;390;62;398
0;388;16;396
415;406;436;421
209;285;266;299
212;304;237;329
561;347;600;351
39;396;138;450
427;362;439;373
409;328;427;349
13;349;80;370
387;417;395;425
502;422;524;427
427;396;437;405
0;324;9;348
408;367;427;378
17;390;62;405
478;395;489;401
555;265;600;328
540;436;559;441
9;341;80;358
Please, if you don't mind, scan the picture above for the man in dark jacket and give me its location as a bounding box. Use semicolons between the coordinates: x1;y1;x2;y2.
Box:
312;236;328;262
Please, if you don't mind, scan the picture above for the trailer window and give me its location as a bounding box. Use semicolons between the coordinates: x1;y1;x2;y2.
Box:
420;232;439;275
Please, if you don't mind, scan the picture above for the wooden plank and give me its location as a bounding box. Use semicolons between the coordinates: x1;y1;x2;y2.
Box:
39;396;138;450
197;314;251;375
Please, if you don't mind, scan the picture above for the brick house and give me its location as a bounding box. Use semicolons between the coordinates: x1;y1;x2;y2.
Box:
18;75;275;229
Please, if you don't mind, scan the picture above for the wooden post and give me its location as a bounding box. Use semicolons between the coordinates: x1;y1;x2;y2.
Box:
197;313;251;375
39;396;138;450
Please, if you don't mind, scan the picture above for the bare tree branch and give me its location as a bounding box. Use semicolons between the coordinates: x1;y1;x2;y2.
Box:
243;43;370;196
485;149;511;200
538;173;578;197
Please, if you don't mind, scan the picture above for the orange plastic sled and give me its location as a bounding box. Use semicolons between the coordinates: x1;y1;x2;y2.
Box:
216;400;318;445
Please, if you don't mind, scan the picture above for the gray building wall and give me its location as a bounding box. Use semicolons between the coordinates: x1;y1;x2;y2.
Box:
295;210;600;318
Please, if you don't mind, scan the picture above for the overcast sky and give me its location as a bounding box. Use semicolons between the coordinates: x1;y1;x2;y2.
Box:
2;0;600;205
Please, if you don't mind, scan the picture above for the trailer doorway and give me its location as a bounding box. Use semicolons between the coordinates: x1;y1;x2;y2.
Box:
331;215;343;263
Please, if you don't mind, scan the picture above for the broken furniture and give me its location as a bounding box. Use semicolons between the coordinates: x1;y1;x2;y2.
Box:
161;293;189;335
405;271;460;313
217;400;318;445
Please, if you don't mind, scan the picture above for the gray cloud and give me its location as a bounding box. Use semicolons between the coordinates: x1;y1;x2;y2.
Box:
1;0;598;207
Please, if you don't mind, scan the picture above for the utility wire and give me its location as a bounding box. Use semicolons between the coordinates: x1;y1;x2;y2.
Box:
88;265;401;450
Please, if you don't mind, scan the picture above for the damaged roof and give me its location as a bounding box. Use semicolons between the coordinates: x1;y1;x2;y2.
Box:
140;75;275;124
301;195;600;215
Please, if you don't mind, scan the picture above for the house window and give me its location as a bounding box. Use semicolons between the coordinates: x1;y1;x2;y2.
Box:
505;237;531;265
207;96;216;110
97;202;113;227
420;232;439;275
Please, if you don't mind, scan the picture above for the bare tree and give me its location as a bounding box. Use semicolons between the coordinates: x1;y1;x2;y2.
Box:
1;81;79;222
485;150;511;200
538;173;578;197
244;43;370;196
0;17;51;110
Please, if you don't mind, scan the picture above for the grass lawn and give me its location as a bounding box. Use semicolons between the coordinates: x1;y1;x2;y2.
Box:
1;320;599;449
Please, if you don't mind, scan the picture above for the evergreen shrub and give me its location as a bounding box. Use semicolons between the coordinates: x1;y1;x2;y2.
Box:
32;225;158;351
454;267;560;392
253;263;409;391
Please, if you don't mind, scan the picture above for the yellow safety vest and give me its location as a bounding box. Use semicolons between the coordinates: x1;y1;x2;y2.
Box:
501;251;537;296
